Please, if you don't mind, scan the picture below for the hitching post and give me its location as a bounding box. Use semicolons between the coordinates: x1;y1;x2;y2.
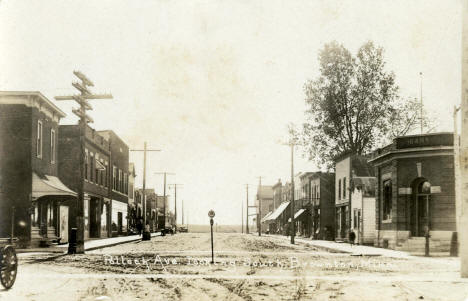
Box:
208;209;215;264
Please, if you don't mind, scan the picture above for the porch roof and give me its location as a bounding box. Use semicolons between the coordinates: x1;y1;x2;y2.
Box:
32;172;77;199
266;201;290;221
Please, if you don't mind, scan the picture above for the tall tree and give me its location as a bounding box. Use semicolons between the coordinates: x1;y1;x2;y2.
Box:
302;41;431;168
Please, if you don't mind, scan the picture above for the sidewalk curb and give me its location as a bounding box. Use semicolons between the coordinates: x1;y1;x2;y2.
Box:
84;232;162;252
17;232;162;254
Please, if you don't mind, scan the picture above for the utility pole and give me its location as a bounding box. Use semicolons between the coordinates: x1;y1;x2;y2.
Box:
453;106;461;257
55;71;113;254
246;184;249;234
460;0;468;277
154;172;175;229
130;143;161;239
241;194;244;234
420;71;424;134
290;143;295;244
257;176;263;237
168;184;183;233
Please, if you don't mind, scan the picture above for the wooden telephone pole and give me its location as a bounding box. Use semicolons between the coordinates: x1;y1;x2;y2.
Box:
257;176;264;237
460;0;468;277
55;71;113;254
154;172;175;228
168;184;183;233
130;143;161;239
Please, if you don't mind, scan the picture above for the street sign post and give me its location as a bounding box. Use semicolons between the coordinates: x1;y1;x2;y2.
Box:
208;210;215;263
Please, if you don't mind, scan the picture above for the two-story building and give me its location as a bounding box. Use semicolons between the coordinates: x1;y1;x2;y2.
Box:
0;91;77;247
58;124;111;239
256;185;273;233
335;153;374;241
98;130;129;236
308;172;335;240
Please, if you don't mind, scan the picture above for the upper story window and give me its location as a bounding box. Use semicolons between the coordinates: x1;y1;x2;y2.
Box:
89;153;95;183
84;149;89;180
36;120;43;158
119;169;123;192
338;179;342;200
50;129;56;163
383;180;392;220
113;166;117;190
343;177;347;199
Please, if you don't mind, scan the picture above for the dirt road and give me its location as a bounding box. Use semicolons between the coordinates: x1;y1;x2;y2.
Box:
1;233;467;300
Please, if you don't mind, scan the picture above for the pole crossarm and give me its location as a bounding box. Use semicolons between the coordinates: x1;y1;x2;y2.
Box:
55;71;113;254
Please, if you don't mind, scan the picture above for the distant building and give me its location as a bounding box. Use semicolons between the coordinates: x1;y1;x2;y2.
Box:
256;185;273;233
58;124;111;240
156;195;168;228
0;91;76;247
308;172;335;241
369;132;455;252
134;188;159;232
335;153;374;241
272;179;282;211
127;163;137;232
98;130;129;236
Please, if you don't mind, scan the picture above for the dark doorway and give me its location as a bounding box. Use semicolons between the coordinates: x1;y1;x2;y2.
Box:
117;212;123;234
89;198;100;238
411;179;431;237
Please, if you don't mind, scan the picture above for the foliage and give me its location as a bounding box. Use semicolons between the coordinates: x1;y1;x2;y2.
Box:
301;41;433;168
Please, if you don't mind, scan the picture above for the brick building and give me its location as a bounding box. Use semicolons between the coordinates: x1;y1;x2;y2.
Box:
97;130;129;236
369;132;455;252
0;91;77;247
58;124;111;239
308;172;335;240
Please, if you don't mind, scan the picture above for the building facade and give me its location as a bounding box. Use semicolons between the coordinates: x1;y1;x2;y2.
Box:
256;185;273;233
350;177;376;245
58;124;111;239
98;130;129;236
308;172;335;240
127;163;137;232
0;91;77;247
369;133;455;252
335;154;374;241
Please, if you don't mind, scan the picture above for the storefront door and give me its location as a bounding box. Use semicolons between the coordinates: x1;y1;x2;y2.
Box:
411;179;431;237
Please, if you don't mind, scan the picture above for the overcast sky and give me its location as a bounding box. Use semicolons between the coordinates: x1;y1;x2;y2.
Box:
0;0;462;225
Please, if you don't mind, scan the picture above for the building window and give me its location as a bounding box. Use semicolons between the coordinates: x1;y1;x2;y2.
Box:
383;180;392;220
95;156;99;185
84;150;89;180
343;177;346;199
113;166;117;190
104;162;108;187
124;172;128;194
119;169;123;192
90;153;94;183
36;120;43;158
338;179;342;200
50;129;56;163
353;209;358;228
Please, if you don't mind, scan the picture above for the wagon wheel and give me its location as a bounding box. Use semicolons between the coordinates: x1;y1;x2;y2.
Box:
0;245;17;289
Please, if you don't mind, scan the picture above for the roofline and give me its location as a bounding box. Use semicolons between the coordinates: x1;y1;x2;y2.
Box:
97;129;128;148
0;91;66;118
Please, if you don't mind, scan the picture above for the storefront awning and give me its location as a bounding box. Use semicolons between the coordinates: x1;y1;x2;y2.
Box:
288;209;306;222
32;172;77;199
261;211;273;223
266;201;290;221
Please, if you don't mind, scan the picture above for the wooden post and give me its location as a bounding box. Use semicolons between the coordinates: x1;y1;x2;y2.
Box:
461;0;468;277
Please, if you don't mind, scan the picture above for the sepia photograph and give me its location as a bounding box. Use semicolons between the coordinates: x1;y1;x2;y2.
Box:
0;0;468;300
